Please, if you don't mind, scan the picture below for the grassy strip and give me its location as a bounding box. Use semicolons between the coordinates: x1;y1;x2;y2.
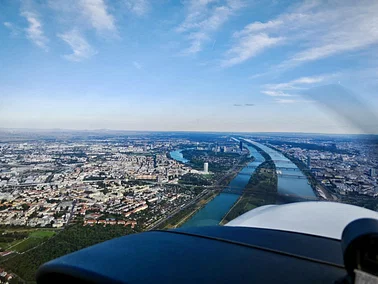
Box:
11;238;45;253
10;231;56;253
0;230;56;253
221;160;277;224
29;230;55;238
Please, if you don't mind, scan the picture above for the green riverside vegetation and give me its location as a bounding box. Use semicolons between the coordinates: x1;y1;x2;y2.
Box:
221;160;278;224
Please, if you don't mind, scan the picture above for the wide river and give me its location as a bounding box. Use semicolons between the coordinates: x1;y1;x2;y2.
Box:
244;139;316;199
169;149;189;163
170;140;316;227
170;145;265;227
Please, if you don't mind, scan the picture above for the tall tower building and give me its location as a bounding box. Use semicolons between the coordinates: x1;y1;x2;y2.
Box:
370;168;376;177
307;156;311;169
204;163;209;174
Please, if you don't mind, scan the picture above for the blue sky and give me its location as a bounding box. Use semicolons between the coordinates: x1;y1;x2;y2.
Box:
1;0;378;134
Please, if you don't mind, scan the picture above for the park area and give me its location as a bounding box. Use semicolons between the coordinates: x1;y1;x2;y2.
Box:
0;229;56;253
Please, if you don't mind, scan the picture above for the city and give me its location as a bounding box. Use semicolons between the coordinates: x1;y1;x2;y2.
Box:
0;129;376;282
251;134;378;199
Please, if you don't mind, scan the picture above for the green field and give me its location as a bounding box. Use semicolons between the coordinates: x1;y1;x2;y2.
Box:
29;230;55;238
0;240;20;251
0;230;56;253
11;238;43;253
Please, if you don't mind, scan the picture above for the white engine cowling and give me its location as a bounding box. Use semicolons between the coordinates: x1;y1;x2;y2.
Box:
226;201;378;240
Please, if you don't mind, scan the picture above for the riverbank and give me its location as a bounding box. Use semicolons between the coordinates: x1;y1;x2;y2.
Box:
245;139;316;199
220;160;277;225
242;140;271;162
156;190;219;229
268;145;332;201
180;145;265;227
155;154;255;229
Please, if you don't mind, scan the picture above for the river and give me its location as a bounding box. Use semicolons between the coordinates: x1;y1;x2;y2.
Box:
169;149;189;163
170;145;265;227
244;140;316;199
170;140;315;227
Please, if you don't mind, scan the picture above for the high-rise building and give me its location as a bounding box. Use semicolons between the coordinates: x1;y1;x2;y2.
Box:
204;163;209;173
239;141;243;152
370;168;376;177
307;156;311;169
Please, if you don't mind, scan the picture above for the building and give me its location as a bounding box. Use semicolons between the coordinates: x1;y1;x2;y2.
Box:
370;168;376;177
307;156;311;169
204;163;209;174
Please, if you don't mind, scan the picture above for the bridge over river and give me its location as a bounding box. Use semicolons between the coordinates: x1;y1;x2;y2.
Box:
276;173;307;179
242;139;316;199
245;165;310;172
221;187;315;201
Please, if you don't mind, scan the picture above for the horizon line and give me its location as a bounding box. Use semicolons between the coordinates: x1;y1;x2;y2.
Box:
0;127;377;136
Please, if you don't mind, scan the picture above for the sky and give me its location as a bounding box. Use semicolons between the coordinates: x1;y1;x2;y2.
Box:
1;0;378;134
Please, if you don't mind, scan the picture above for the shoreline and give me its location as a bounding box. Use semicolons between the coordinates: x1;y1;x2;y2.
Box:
155;152;254;229
268;145;333;201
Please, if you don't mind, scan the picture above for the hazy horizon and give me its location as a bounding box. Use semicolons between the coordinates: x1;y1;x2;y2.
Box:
1;126;377;137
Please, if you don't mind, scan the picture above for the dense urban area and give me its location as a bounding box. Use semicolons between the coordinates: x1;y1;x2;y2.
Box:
0;130;376;282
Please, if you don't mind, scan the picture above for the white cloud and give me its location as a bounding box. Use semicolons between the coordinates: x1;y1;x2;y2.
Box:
176;0;218;33
47;0;117;36
177;0;245;54
4;22;21;36
288;3;378;64
58;29;97;61
222;33;284;67
124;0;150;16
274;98;314;104
275;98;298;104
133;61;142;69
292;76;326;84
224;0;378;67
261;90;293;97
234;20;283;36
78;0;116;33
20;11;48;50
266;75;328;90
262;74;333;103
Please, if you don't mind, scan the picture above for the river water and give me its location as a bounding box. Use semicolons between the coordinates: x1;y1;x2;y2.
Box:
169;149;189;163
170;145;265;227
170;140;316;228
244;140;316;199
